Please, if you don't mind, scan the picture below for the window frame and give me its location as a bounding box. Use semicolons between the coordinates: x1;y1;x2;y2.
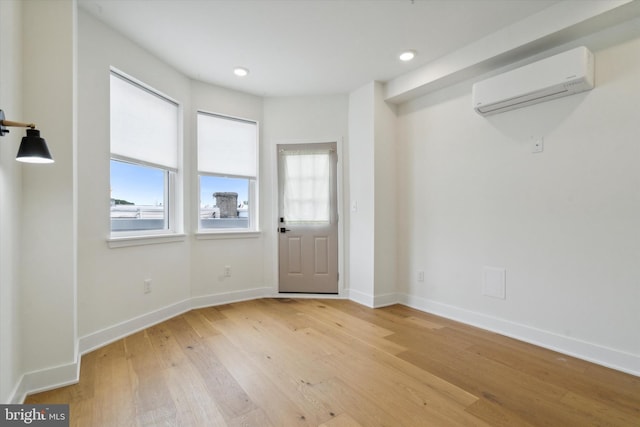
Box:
109;69;183;241
196;111;259;235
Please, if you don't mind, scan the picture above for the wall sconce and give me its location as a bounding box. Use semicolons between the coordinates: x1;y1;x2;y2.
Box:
0;109;54;164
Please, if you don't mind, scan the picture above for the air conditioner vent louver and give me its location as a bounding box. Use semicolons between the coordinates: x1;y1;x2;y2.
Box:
472;46;594;116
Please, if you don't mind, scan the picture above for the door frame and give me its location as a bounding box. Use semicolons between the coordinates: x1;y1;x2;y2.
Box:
269;138;346;298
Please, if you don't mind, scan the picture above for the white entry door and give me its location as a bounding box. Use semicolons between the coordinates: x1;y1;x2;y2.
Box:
278;142;338;294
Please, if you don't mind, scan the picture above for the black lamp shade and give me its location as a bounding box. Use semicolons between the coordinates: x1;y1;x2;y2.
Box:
16;129;54;163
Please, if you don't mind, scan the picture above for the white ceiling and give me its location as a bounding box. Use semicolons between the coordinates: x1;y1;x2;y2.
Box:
78;0;561;97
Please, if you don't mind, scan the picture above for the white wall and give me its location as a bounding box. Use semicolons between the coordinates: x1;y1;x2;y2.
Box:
77;10;351;346
77;10;192;338
348;84;376;302
8;1;637;402
348;82;397;306
190;80;266;302
20;0;77;388
373;83;397;302
0;0;23;404
263;96;349;142
262;95;349;293
396;35;640;373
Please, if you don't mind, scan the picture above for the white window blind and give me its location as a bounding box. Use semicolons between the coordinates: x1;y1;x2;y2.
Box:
197;113;257;179
110;72;179;170
282;150;331;222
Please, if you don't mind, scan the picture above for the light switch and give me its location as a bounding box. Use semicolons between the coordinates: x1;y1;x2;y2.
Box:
532;137;544;153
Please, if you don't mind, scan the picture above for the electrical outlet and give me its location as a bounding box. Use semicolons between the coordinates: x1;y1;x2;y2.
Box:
224;265;231;277
144;279;152;294
417;271;425;282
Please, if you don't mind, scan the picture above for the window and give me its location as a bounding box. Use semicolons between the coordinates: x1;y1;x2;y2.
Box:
282;150;331;223
197;112;258;231
110;71;179;235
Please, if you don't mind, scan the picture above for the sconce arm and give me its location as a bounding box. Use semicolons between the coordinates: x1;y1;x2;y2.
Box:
0;109;36;136
1;119;36;129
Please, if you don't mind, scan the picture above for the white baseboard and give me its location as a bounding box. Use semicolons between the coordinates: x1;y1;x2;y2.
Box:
78;298;193;355
373;292;399;308
12;360;80;404
269;293;346;300
7;376;23;404
81;287;272;355
13;287;272;403
12;288;638;403
347;288;375;307
190;287;271;309
348;289;399;308
397;293;640;377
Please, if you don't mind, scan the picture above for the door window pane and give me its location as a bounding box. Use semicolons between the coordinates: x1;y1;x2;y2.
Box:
282;152;330;223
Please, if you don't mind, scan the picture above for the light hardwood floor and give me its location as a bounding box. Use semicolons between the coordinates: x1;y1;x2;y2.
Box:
26;299;639;426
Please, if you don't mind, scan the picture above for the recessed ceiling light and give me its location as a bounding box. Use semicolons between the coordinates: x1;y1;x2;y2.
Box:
234;67;249;77
399;50;416;62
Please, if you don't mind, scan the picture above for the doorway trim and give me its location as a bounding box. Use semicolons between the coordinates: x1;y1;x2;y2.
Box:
269;137;346;298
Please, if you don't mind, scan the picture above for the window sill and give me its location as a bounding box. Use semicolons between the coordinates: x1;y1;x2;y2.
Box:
108;233;187;248
195;230;261;240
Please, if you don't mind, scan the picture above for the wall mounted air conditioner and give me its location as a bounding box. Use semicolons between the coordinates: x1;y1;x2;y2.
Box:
472;46;594;116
